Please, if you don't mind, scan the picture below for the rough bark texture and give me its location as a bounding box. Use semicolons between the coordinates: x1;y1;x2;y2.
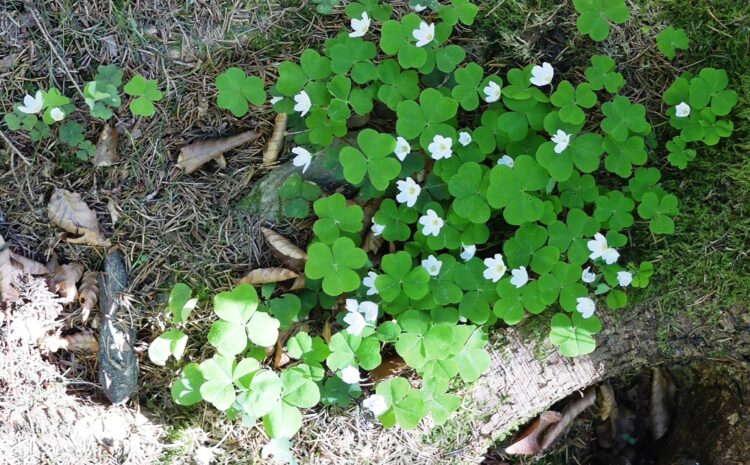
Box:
98;249;138;405
463;304;750;462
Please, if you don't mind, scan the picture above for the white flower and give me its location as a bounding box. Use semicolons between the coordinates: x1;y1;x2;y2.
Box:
581;266;596;284
483;81;502;103
428;134;453;160
497;155;514;168
371;221;385;236
49;107;65;122
346;298;379;323
269;96;283;105
194;446;217;465
483;253;507;283
17;90;44;114
458;131;472;146
421;255;442;276
675;102;690;118
343;310;367;336
413;3;427;12
293;90;311;117
530;62;554;87
341;366;361;384
510;266;529;288
261;439;296;465
418;209;444;237
413;21;435;47
616;271;633;287
396;177;421;207
460;243;476;261
349;12;371;37
551;129;571;154
587;232;620;265
394;137;411;161
291;147;312;173
363;394;388;416
362;271;379;296
576;297;596;319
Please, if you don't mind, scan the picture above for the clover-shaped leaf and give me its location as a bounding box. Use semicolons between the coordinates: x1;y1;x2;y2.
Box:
281;368;320;408
451;62;484;110
637;192;679;234
171;362;205;406
376;251;430;302
665;136;696;169
207;284;280;353
601;96;650;142
124;75;163;117
263;401;303;439
214;67;266;117
573;0;629;41
603;135;647;178
396;88;458;140
487;155;549;225
58;121;85;146
305;237;367;296
237;369;282;419
584;55;624;93
149;329;188;366
269;294;304;330
330;37;377;77
448;162;491;223
326;331;382;370
558;172;599;209
594;191;635;231
279;175;321;219
627;167;663;201
169;282;197;324
656;26;689;60
537;132;603;182
452;325;490;382
320;375;362;407
312;193;364;244
199;354;259;410
340;129;400;190
549;312;601;356
380;14;430;69
550;80;597;125
376;59;420;110
421;376;460;425
287;331;330;364
376;377;428;429
373;199;418;242
547;208;601;264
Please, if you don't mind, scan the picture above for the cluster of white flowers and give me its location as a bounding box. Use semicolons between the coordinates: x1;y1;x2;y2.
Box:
17;91;65;121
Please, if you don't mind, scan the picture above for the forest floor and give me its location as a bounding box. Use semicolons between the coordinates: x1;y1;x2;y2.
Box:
0;0;748;464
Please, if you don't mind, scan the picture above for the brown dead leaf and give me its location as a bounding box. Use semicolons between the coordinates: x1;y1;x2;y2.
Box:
541;387;597;450
78;271;99;322
362;231;384;254
261;227;307;272
9;252;47;275
47;189;111;247
323;319;332;344
287;275;306;291
263;113;287;167
505;411;562;456
240;268;299;285
0;233;19;303
369;353;408;382
274;337;291;368
176;130;259;174
650;367;675;440
92;124;118;167
48;262;84;304
43;331;98;353
598;383;616;421
107;199;120;226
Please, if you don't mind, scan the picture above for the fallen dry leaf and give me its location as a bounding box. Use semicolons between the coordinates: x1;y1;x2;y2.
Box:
650;367;675;440
48;262;84;304
505;411;562;456
261;227;307;272
274;337;291;368
9;251;47;275
0;233;19;303
107;199;120;226
322;319;332;344
362;231;384;254
43;331;99;353
176;130;259;174
287;275;306;291
78;271;99;322
263;113;287;167
598;383;616;421
541;387;597;450
92;124;118;167
240;268;299;285
47;189;112;247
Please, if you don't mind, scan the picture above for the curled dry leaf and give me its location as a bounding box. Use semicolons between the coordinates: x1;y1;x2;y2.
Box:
262;113;287;167
48;262;84;304
598;383;616;421
43;331;99;353
274;337;291;368
79;271;99;322
107;199;120;226
541;387;598;450
322;319;332;344
240;268;299;285
650;367;675;440
261;227;307;272
92;124;118;167
0;233;19;303
505;411;563;456
10;252;47;275
287;275;306;291
362;231;384;254
47;189;111;247
176;130;259;174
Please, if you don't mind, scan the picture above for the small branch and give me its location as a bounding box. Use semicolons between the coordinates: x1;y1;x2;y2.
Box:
0;128;30;165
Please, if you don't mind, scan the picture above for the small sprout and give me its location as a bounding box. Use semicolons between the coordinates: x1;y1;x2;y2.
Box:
123;75;162;117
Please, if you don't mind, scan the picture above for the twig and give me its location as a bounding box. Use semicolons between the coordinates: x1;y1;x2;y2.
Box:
0;128;30;165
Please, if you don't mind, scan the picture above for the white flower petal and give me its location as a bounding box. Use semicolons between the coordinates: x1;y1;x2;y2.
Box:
483;254;507;282
396;177;421;207
293;90;312;117
616;271;632;287
427;134;453;160
551;129;571;154
291;147;312;173
413;21;435;47
576;297;596;319
675;102;690;118
421;255;442;277
418;209;444;237
483;81;502;103
458;131;472;146
363;394;388;416
394;137;411;161
581;267;596;284
49;107;65;122
460;243;476;261
510;266;529;288
349;12;371;38
341;366;361;384
530;62;554;87
497;155;514;167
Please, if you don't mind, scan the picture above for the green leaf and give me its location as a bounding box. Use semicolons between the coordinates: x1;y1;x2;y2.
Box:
376;377;428;429
124;75;162;117
601;96;650;142
287;332;330;363
376;251;430;302
373;199;418;242
320;375;362;407
339;129;400;190
305;237;367;296
549;312;602;356
573;0;629;41
487;155;549;225
312;194;364;244
148;329;188;366
239;369;282;418
584;55;624;93
199;354;241;410
656;26;689;60
58;121;85;146
169;283;196;324
171;362;204;406
422;377;460;425
637;192;679;234
215;67;266;117
281;368;320;408
263;402;303;439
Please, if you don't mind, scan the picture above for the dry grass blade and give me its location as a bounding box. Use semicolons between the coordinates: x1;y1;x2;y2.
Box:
78;271;99;322
0;233;19;303
505;411;562;456
240;268;299;285
541;387;598;450
92;124;118;167
263;113;287;167
47;189;111;247
176;130;259;174
650;367;675;440
48;262;84;304
261;227;307;272
9;251;47;275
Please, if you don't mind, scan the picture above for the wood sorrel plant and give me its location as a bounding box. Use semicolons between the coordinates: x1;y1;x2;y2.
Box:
152;0;736;459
